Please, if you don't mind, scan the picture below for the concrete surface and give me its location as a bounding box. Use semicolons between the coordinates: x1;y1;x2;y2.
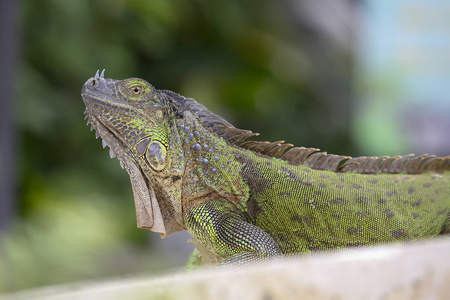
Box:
2;237;450;300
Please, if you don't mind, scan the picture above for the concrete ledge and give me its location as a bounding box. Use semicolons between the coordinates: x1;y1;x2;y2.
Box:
3;237;450;300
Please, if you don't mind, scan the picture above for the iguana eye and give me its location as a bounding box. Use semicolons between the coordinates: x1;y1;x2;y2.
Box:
130;85;143;95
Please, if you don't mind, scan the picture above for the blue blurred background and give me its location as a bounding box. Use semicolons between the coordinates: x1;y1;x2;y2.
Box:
0;0;449;293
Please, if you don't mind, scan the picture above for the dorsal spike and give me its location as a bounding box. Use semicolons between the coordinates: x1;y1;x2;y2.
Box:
176;95;450;174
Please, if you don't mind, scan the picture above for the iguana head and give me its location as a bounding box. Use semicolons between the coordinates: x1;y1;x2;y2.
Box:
81;70;185;237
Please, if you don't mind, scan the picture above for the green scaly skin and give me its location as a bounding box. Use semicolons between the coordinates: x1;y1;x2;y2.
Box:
81;71;450;266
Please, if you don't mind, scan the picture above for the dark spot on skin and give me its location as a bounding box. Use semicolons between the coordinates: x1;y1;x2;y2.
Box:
438;208;449;215
391;230;408;239
352;184;363;189
356;211;368;218
291;215;313;226
279;192;292;197
346;227;360;236
408;187;416;194
386;191;395;197
313;191;322;196
383;209;395;219
245;195;264;219
355;197;369;204
319;240;337;248
330;198;346;204
378;199;387;204
240;159;271;217
301;181;313;187
292;231;311;242
423;183;432;188
412;213;420;219
290;215;302;223
332;214;342;220
411;199;422;207
346;242;365;247
368;179;379;184
265;161;272;166
318;183;327;188
336;184;344;189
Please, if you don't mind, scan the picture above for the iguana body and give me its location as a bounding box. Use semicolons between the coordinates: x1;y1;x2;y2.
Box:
81;71;450;265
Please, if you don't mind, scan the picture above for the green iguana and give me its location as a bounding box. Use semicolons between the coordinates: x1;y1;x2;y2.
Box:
81;70;450;266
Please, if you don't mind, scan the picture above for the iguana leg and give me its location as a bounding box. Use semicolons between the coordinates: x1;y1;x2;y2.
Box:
184;199;282;265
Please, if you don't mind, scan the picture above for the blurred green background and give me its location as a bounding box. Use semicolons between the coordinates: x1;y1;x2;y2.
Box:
1;0;449;294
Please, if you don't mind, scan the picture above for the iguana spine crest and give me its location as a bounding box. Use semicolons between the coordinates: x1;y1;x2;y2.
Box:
176;95;450;174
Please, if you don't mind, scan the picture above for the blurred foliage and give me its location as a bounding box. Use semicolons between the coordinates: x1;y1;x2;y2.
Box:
1;0;354;293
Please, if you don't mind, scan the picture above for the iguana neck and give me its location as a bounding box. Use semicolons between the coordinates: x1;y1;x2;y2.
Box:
175;111;250;210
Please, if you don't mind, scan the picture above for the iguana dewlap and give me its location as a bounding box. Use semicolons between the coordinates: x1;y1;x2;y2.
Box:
82;70;450;266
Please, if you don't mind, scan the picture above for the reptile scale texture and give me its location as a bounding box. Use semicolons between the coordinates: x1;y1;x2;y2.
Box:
81;70;450;266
